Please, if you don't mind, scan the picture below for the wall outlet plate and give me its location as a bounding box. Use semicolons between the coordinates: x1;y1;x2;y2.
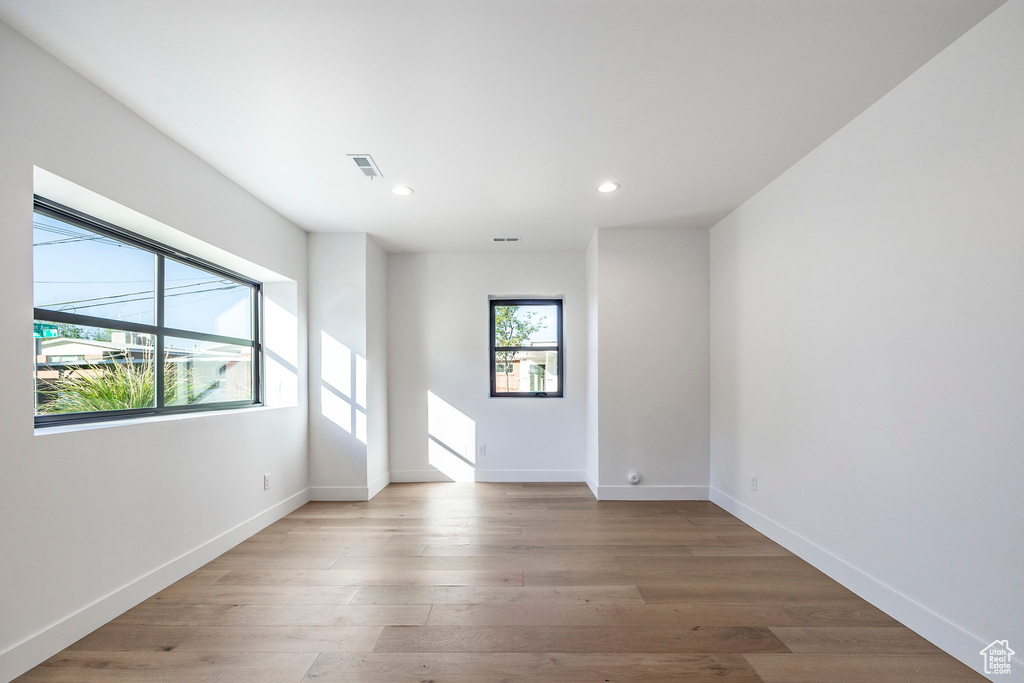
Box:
750;475;758;491
264;474;270;490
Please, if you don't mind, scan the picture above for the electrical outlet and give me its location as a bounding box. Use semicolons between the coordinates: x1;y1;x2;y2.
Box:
750;475;758;492
264;474;270;490
478;444;486;457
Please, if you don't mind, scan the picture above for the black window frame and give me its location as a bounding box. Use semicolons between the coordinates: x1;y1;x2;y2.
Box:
33;196;262;427
489;298;564;398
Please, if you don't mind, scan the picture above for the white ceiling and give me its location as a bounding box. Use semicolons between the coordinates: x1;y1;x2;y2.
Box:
0;0;1003;252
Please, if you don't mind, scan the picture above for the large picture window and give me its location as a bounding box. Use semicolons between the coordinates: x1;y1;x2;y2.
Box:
33;197;261;426
490;298;563;398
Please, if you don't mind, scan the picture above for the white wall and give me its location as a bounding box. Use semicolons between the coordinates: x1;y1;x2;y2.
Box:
709;0;1024;675
0;20;309;681
308;233;368;497
366;238;390;497
388;251;587;482
592;227;710;499
308;233;389;500
585;233;600;494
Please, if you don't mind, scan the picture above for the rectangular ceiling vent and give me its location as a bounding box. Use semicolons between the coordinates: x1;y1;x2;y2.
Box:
348;154;382;179
493;237;521;243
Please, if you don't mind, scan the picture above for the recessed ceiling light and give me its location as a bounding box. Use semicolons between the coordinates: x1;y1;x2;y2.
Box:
391;185;414;196
597;182;620;193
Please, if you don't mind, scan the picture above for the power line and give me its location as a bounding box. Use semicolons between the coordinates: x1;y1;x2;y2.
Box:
37;280;241;309
35;279;196;284
43;285;243;313
33;222;126;248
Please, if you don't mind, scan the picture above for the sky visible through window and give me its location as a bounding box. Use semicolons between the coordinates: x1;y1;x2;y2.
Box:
33;211;252;341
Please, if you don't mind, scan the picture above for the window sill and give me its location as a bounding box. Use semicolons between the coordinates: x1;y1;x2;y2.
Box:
34;404;276;436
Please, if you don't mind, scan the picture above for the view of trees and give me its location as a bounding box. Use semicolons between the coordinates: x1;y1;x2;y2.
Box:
55;322;112;341
494;305;545;391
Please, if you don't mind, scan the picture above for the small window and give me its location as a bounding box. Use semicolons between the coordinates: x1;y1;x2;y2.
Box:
33;197;261;426
490;298;563;398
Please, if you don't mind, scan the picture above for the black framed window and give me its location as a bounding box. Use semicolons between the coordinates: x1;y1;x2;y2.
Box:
490;298;563;398
33;197;261;427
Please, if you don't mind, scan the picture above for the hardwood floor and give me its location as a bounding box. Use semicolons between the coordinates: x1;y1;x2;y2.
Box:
15;483;982;682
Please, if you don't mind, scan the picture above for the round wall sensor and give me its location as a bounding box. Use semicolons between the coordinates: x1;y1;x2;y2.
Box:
627;471;641;485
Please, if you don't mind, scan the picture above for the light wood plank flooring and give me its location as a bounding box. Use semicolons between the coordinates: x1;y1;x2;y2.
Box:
16;483;982;682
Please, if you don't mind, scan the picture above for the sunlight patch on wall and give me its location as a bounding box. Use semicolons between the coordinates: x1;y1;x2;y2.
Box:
265;296;299;368
321;385;352;433
427;391;476;463
428;438;476;482
321;332;352;399
427;390;476;481
320;331;368;444
264;291;299;407
356;354;367;409
355;410;368;444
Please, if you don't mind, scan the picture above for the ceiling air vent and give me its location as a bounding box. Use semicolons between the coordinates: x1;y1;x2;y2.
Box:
348;154;382;179
493;237;521;243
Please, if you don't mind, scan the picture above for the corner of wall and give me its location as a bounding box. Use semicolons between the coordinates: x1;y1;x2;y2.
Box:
585;231;600;491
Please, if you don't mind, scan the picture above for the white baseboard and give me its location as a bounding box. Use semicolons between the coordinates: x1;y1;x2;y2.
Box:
709;487;1018;678
368;472;390;499
475;469;585;483
389;469;586;483
308;486;368;501
389;469;454;483
585;471;599;499
597;484;709;500
0;488;310;683
308;476;390;501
